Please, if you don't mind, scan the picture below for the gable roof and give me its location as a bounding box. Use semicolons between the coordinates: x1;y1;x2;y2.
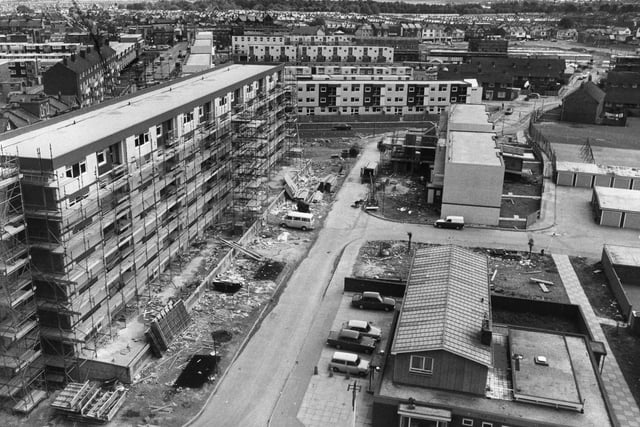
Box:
391;246;492;367
572;81;605;104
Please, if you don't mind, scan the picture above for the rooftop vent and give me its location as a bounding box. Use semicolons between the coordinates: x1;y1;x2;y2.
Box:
534;355;549;366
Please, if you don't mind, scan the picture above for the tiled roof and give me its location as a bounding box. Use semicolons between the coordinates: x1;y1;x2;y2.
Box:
576;81;605;104
391;246;492;367
605;87;640;105
606;71;640;86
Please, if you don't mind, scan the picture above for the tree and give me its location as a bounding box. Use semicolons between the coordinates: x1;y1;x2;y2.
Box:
558;17;574;29
16;5;34;14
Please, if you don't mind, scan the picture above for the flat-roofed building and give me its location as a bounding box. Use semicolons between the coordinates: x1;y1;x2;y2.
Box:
373;245;614;427
0;64;294;385
592;186;640;229
295;79;482;117
601;244;640;320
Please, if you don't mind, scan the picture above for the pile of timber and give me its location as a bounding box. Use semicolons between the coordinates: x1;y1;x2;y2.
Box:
51;381;127;423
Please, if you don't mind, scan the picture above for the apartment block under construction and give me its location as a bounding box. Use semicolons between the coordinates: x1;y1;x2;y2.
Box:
0;64;296;410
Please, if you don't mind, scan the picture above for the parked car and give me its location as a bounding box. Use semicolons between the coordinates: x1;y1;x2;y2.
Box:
525;93;540;101
333;123;352;131
433;215;465;230
351;291;396;311
329;351;370;376
342;320;382;341
504;107;514;115
327;328;377;354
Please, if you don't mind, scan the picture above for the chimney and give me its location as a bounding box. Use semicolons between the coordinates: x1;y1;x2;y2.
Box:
87;46;91;54
70;54;76;62
80;49;86;58
480;312;492;345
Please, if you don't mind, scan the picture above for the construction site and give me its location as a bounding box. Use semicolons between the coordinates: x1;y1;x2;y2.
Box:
0;63;339;424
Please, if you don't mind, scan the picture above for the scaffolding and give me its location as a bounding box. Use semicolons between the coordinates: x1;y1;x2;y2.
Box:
0;152;46;413
229;72;298;228
18;95;237;387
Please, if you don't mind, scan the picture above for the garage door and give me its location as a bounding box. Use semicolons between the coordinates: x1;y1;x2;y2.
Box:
556;171;575;186
613;177;632;189
594;175;613;187
575;173;594;188
623;212;640;230
601;210;623;228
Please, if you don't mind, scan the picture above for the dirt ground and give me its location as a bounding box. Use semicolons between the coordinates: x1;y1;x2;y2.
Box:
352;242;567;303
570;257;622;320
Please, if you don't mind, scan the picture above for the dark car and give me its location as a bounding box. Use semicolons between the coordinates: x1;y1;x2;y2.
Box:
333;123;352;131
351;291;396;311
504;107;514;115
327;329;377;354
525;92;540;101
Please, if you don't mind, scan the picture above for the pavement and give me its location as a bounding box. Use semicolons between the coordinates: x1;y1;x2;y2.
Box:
553;254;640;427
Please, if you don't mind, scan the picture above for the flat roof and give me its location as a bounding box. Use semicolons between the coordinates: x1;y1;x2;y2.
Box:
448;131;502;167
185;54;211;66
0;64;278;167
378;328;612;427
510;329;583;411
594;186;640;212
556;161;640;178
448;104;490;126
604;244;640;267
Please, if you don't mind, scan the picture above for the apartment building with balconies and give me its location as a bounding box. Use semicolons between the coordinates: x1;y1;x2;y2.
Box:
0;64;294;387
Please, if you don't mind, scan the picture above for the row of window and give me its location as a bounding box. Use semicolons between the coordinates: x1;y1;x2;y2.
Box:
300;105;444;114
306;96;457;104
305;85;457;92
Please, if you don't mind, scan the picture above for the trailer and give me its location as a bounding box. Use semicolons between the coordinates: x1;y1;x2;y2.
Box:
360;161;379;184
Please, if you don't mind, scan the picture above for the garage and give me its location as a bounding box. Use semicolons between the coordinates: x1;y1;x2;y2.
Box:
592;186;640;230
557;161;640;190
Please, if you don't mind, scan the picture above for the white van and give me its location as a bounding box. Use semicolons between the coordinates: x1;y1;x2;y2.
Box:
280;211;315;231
329;351;370;376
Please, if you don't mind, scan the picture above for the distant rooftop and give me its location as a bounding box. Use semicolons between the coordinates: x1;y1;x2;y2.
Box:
391;246;492;367
594;186;640;212
448;131;502;167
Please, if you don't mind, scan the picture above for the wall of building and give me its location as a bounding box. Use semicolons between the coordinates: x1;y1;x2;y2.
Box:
442;162;503;226
392;350;487;395
601;249;634;320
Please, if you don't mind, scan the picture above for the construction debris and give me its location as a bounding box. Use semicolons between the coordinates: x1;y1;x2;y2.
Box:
217;237;265;261
51;380;127;423
146;299;192;357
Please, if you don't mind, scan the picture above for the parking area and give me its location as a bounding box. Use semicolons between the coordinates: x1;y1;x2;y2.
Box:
297;292;398;427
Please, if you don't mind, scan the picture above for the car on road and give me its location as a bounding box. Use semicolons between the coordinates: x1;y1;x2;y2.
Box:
525;93;540;101
333;123;352;131
504;107;514;115
329;351;370;376
434;215;465;230
351;291;396;311
342;320;382;341
327;328;377;354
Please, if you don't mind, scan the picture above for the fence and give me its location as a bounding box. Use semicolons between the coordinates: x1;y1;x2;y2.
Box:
343;277;407;297
527;115;557;179
601;249;633;320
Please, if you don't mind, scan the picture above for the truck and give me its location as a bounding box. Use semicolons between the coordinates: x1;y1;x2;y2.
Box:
327;328;377;354
360;161;378;184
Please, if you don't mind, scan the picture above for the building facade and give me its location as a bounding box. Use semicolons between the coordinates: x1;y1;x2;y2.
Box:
0;64;295;388
295;79;482;116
